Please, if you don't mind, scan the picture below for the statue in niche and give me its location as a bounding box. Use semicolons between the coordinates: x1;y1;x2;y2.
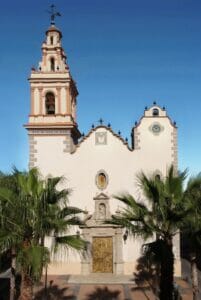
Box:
98;203;106;220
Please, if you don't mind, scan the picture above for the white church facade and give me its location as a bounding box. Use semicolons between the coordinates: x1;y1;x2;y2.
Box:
25;23;180;276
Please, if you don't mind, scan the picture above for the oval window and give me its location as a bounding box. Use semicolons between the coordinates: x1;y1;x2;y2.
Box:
96;171;108;190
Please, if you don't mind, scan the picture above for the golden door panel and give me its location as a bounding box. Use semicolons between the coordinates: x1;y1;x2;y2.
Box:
92;237;113;273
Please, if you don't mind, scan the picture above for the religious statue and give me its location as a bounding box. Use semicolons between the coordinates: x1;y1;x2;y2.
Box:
98;203;106;220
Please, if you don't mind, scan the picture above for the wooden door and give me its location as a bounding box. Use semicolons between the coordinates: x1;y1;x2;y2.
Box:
92;237;113;273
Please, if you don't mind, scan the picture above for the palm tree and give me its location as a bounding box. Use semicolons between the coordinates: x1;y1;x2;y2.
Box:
108;166;187;300
183;173;201;300
0;169;21;300
0;168;87;300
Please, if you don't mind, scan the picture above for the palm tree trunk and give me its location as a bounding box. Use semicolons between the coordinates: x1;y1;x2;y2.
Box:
159;238;174;300
191;254;199;300
19;271;33;300
10;248;16;300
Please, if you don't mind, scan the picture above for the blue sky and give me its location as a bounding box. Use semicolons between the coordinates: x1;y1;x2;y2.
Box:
1;0;201;176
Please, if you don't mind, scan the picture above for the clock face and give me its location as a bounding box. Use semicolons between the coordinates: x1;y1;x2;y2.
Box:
152;124;161;133
149;122;164;135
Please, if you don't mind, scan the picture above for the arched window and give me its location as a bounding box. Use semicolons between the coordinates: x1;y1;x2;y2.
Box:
155;174;161;180
45;92;55;115
153;108;159;116
50;58;55;71
50;36;54;45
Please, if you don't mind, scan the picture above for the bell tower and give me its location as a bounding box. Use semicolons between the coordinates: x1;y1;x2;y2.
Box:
25;18;81;167
25;8;81;169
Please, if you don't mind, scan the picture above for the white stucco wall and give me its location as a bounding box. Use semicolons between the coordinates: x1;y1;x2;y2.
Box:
29;107;178;275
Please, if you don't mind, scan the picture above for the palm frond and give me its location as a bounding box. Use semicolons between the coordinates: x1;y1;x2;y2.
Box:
59;206;86;218
54;235;87;252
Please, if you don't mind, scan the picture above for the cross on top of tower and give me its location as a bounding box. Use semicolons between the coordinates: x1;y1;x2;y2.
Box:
48;4;61;25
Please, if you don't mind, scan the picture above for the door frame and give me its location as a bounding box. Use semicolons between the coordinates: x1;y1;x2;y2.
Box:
81;226;124;275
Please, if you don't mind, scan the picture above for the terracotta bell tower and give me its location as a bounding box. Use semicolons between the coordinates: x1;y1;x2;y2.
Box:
25;18;81;162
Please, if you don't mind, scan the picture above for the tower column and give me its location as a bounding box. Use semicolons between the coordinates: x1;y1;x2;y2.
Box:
30;87;35;115
66;87;71;114
43;50;47;67
39;87;43;115
56;87;61;114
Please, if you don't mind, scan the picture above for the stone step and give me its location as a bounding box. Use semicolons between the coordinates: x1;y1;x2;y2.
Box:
67;274;136;284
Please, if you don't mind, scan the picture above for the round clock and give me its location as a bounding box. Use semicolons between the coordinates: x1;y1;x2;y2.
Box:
152;124;161;133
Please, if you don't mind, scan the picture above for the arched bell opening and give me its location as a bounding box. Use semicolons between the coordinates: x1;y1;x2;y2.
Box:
45;92;55;115
50;57;55;71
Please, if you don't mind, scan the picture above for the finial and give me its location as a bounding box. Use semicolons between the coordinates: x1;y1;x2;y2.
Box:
48;4;61;25
98;118;103;125
145;106;148;110
162;106;166;110
92;124;94;129
125;137;128;142
107;123;111;128
173;121;177;126
153;101;156;105
118;131;121;135
135;121;138;126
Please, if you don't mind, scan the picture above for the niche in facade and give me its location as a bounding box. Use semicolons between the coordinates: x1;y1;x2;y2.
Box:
95;170;108;190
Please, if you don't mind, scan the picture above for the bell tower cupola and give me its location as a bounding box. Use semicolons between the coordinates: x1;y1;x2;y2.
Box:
25;8;81;150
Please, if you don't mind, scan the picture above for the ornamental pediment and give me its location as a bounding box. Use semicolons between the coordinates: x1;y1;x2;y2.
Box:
93;192;109;201
73;125;132;153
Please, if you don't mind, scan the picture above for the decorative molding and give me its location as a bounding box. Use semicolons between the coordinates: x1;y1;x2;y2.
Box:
28;113;72;117
171;128;178;171
95;132;107;145
133;127;141;150
25;122;76;127
28;129;69;135
29;136;37;169
73;125;132;153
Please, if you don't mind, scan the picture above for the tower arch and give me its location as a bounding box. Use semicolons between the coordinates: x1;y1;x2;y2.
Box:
45;92;55;115
50;57;55;71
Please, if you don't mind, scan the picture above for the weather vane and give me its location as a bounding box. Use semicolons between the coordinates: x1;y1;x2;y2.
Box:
48;4;61;25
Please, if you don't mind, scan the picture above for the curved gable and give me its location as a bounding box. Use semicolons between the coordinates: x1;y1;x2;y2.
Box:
72;125;133;153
